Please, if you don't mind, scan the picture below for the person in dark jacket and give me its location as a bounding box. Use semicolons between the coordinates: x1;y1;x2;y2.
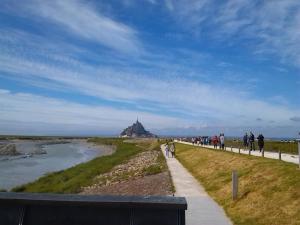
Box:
257;134;264;152
243;133;248;149
249;132;255;151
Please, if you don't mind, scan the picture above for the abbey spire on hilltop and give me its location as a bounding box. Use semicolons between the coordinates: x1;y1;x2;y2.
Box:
120;119;155;138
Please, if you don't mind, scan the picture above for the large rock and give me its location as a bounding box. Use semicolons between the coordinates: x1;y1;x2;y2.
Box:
0;144;21;156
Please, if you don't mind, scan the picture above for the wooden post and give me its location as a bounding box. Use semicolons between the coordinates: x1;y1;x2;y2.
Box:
238;147;240;154
232;171;238;200
262;149;264;157
298;140;300;169
279;149;282;160
231;146;233;152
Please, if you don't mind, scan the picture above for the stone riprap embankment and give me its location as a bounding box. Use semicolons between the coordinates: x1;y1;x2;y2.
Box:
82;149;173;196
0;144;21;156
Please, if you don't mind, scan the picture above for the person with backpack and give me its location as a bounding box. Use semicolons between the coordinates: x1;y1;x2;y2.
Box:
257;134;264;152
249;132;255;151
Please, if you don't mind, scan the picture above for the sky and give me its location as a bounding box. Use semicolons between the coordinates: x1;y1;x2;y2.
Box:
0;0;300;137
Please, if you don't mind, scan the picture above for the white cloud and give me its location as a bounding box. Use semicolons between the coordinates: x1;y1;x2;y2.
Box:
0;1;299;136
4;0;142;54
0;51;299;128
1;88;297;137
164;0;175;11
0;89;188;135
165;0;300;68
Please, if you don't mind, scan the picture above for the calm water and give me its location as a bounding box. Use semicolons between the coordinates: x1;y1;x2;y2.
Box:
0;140;107;190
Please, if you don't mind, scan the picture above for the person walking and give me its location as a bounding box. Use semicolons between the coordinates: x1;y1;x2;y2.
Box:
220;133;225;150
212;135;218;149
170;142;176;158
249;132;255;151
243;133;248;149
257;134;264;152
165;143;169;157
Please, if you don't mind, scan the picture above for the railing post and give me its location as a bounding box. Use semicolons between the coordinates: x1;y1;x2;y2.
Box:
232;170;238;200
298;139;300;169
279;149;281;160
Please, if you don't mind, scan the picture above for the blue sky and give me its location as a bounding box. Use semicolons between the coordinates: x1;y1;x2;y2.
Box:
0;0;300;137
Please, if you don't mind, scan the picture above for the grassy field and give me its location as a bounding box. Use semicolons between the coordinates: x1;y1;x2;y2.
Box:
175;143;300;225
225;140;298;154
12;138;143;193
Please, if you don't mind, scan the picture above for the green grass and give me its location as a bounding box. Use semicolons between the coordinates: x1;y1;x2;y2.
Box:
225;140;298;154
175;143;300;225
12;138;142;193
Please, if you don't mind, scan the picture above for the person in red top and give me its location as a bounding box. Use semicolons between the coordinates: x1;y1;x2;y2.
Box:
212;135;218;149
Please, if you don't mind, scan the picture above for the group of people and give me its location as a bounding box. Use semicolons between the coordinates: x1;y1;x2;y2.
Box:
183;131;265;152
243;132;265;152
190;134;226;150
191;136;211;146
211;133;225;150
165;142;176;158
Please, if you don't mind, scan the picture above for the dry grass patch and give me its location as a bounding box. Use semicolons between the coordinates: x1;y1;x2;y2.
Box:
175;143;300;225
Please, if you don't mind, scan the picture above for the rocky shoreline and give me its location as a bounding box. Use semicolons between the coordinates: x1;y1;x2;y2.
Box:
0;139;81;157
82;148;173;196
0;144;20;156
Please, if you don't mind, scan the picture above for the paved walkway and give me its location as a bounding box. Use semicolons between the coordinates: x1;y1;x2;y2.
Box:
161;144;232;225
175;140;299;165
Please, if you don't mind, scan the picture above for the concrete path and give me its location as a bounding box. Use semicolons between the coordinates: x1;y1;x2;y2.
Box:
175;140;299;165
161;144;232;225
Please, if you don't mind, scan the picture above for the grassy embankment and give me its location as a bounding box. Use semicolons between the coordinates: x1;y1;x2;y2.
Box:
225;140;298;154
12;138;167;193
175;143;300;225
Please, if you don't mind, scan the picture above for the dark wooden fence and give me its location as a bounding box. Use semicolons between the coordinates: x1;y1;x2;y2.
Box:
0;192;187;225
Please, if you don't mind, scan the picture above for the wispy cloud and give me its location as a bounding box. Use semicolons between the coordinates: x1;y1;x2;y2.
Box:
0;89;187;135
2;89;298;137
2;0;142;54
164;0;300;68
1;50;299;128
290;117;300;122
0;0;299;136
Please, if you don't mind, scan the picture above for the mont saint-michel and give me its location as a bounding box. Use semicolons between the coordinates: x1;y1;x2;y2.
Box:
120;120;155;138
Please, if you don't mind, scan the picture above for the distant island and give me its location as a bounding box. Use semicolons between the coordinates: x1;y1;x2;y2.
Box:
120;119;156;138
